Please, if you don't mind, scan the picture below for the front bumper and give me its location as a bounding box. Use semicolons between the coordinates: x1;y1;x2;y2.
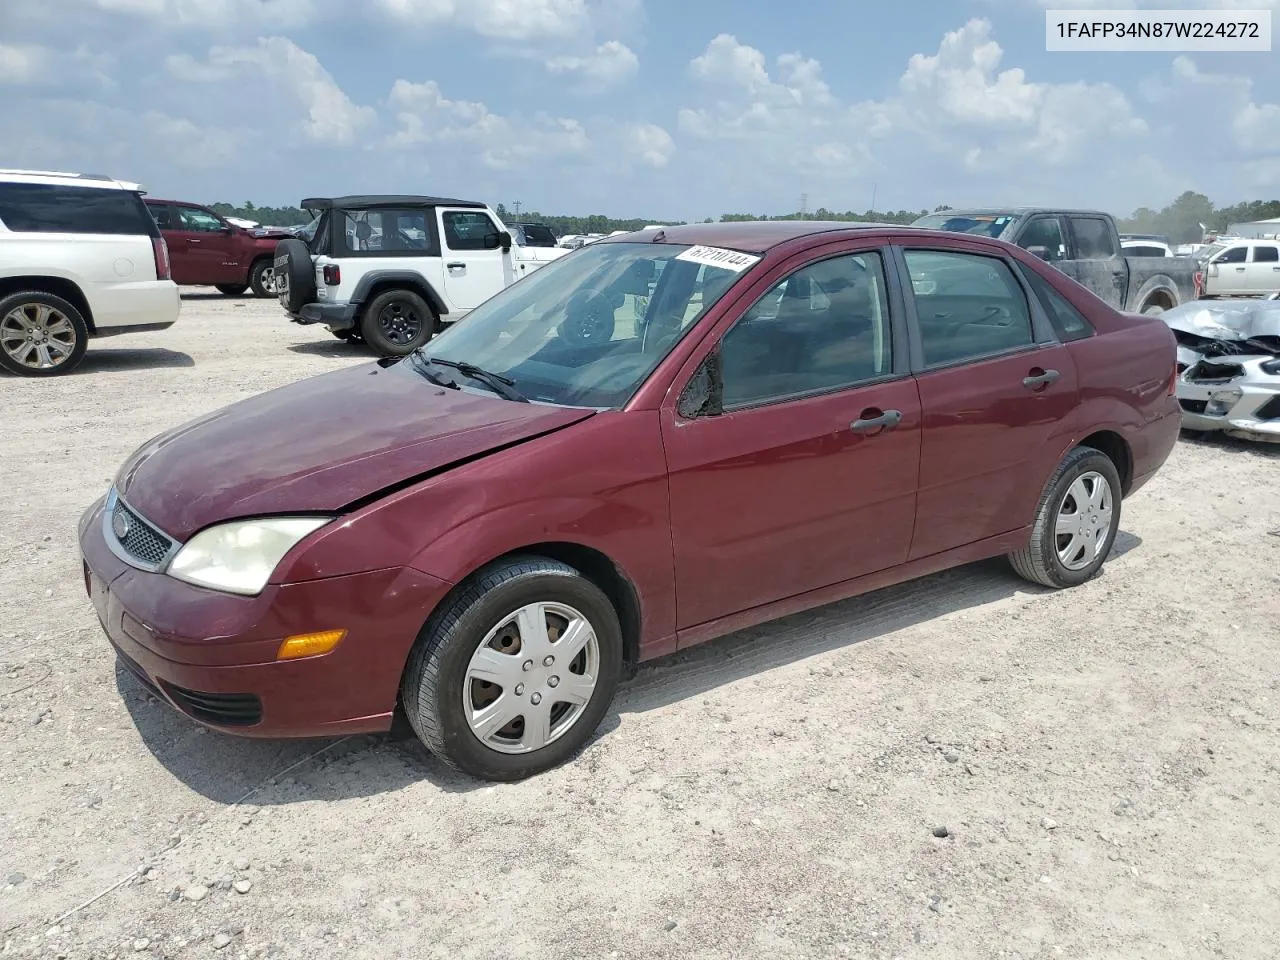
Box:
78;495;451;738
1176;356;1280;443
289;300;357;332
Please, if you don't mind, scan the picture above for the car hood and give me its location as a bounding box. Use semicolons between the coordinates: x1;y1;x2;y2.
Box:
515;245;571;264
115;362;595;541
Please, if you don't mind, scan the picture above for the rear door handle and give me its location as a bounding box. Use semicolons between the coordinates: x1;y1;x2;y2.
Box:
187;238;201;244
1023;368;1061;389
850;408;902;434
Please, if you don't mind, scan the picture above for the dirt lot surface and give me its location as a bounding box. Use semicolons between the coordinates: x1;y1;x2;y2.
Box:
2;290;1279;960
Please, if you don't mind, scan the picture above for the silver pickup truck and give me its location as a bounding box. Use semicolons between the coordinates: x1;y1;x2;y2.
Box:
912;207;1200;315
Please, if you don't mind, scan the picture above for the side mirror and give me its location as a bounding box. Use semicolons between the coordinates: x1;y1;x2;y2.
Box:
677;349;724;419
1026;245;1051;261
484;231;513;252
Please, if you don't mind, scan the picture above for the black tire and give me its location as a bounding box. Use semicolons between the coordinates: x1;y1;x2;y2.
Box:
274;238;315;312
402;556;624;782
559;292;616;345
359;289;435;356
248;258;275;298
215;284;248;296
1008;446;1122;589
0;290;90;377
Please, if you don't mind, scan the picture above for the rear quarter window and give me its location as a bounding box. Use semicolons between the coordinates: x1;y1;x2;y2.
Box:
1016;262;1095;342
0;183;157;236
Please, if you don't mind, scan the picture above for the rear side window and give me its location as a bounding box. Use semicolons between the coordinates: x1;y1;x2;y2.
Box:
519;223;558;247
1069;217;1119;258
146;203;175;229
339;209;431;255
904;250;1034;366
1017;263;1094;342
0;183;156;235
1252;245;1279;263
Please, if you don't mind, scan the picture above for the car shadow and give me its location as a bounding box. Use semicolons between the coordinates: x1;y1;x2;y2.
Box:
179;291;257;302
1180;429;1280;458
119;535;1143;801
75;349;195;374
287;340;376;359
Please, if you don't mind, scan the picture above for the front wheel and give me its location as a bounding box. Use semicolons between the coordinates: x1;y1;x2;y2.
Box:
359;289;435;356
248;259;276;298
402;556;623;782
0;291;89;377
1008;446;1122;588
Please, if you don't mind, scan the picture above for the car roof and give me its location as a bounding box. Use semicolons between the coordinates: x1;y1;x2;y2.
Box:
601;220;914;254
0;168;143;192
923;207;1112;219
301;195;487;210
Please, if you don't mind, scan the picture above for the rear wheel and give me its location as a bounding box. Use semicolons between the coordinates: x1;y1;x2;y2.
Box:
1008;446;1122;588
0;291;89;377
248;258;275;298
402;556;623;782
359;289;435;356
215;284;248;296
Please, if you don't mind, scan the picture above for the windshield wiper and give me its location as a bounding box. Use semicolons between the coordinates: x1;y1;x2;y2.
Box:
405;351;459;389
427;358;529;403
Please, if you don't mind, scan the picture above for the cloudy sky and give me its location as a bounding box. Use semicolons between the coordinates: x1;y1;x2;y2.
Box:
1;0;1276;221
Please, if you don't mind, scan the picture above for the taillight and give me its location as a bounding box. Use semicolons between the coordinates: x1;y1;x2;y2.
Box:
152;237;171;280
1193;271;1204;297
322;264;341;285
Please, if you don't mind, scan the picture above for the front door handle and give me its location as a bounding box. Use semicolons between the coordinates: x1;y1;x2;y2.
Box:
447;262;466;270
1023;368;1061;389
850;408;902;434
1235;267;1246;272
187;238;201;244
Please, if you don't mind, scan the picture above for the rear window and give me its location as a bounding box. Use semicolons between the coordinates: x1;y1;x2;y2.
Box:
518;223;558;247
0;182;156;236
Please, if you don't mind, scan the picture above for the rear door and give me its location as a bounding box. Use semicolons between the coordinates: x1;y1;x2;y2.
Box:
1246;244;1280;294
662;244;922;629
893;241;1081;560
1062;214;1126;308
438;208;509;311
169;205;241;284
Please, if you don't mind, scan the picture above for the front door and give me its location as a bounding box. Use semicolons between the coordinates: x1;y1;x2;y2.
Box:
438;208;509;311
169;205;241;285
662;248;922;630
896;245;1081;560
1208;245;1248;295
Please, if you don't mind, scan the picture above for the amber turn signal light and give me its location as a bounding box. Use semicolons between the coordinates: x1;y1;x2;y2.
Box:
276;629;347;661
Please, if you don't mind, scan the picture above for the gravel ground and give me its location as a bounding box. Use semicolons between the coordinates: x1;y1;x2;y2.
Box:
2;290;1279;960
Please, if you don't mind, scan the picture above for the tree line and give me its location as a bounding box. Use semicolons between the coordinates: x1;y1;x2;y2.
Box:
209;194;1279;241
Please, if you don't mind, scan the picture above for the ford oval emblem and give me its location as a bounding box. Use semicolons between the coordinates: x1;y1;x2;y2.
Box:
112;509;131;541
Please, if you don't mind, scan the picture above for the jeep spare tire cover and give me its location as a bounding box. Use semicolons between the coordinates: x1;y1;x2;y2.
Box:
275;238;316;312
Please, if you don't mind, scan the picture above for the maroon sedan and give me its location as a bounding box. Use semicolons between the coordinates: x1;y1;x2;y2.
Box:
79;221;1181;781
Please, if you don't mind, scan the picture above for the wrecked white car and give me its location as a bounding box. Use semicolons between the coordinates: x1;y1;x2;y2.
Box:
1164;296;1280;443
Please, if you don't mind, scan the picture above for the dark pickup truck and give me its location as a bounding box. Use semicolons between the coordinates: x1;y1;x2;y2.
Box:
911;208;1200;315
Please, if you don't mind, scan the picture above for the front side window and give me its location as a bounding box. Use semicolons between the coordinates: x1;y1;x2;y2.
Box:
1215;246;1247;264
443;211;501;251
413;242;745;409
1017;217;1067;262
177;207;227;233
1069;217;1119;258
146;203;175;229
718;252;892;408
339;209;430;254
905;250;1034;366
0;183;154;235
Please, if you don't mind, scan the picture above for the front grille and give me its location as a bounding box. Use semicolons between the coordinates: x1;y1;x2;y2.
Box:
1256;395;1280;421
162;683;263;727
1180;399;1208;414
110;497;173;567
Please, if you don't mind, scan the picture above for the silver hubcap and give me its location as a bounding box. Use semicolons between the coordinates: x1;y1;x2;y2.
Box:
462;601;600;755
260;265;275;290
1054;470;1114;571
0;303;76;369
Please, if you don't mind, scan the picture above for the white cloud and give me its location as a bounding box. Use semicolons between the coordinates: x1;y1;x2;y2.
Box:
0;44;42;84
168;37;374;143
546;40;638;90
627;123;675;167
0;42;116;89
376;0;591;41
83;0;318;26
1148;55;1280;158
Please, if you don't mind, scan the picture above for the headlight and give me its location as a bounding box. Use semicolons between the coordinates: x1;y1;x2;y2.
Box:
167;517;331;596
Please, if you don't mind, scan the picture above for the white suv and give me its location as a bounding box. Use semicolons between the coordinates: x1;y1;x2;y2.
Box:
0;169;181;377
275;194;568;356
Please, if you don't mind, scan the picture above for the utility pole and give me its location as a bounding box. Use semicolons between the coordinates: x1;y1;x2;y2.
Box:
800;193;808;216
513;200;522;218
870;184;877;213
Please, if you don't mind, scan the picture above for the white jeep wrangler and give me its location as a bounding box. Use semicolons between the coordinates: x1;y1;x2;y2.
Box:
275;194;568;356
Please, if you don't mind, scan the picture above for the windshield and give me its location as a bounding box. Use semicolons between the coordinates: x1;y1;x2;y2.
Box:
1196;243;1225;264
416;241;747;409
912;213;1017;238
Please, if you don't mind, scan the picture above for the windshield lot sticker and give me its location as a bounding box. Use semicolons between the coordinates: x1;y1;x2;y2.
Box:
675;245;761;273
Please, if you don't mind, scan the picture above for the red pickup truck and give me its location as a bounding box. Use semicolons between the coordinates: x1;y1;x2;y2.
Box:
144;199;290;297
